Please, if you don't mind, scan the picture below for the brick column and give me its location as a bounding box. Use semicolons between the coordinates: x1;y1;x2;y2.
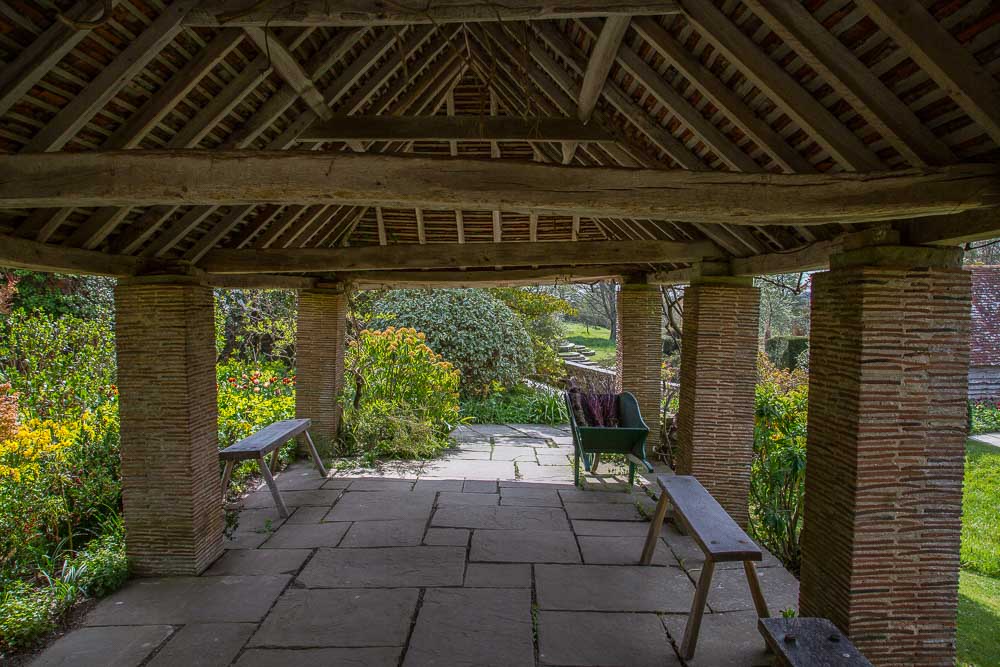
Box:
800;247;970;666
115;278;222;576
295;286;347;452
676;278;759;528
617;282;662;451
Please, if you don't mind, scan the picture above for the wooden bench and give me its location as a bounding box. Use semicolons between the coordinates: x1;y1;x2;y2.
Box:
758;618;872;667
640;474;770;660
219;418;328;518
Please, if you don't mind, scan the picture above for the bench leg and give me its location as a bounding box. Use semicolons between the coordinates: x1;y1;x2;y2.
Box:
639;492;669;565
303;430;329;477
743;560;771;619
269;447;280;473
220;460;235;500
258;455;289;518
680;560;715;660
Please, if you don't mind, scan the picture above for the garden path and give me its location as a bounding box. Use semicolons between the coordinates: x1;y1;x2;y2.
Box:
33;425;799;667
970;432;1000;449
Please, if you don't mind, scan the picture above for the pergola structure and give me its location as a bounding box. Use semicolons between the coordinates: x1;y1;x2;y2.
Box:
1;1;999;664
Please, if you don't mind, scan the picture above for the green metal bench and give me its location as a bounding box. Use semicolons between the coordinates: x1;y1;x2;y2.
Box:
564;390;654;488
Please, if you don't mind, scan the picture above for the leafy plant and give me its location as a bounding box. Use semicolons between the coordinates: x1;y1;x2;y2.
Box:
461;382;568;425
369;289;533;396
969;398;1000;435
749;354;808;574
340;327;461;459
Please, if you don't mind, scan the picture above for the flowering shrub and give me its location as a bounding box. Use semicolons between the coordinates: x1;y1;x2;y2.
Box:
0;382;17;441
969;398;1000;435
751;354;808;574
341;328;460;459
370;289;533;396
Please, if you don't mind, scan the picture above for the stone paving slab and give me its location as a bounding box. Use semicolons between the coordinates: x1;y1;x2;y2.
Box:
84;576;290;625
33;625;174;667
572;520;654;537
285;505;330;524
236;648;402;666
516;462;576;481
468;424;523;437
662;611;771;667
324;490;435;522
464;563;532;588
297;547;466;588
403;588;534;667
493;436;550;447
507;424;570;438
538;611;678;667
339;519;427;547
147;622;256;667
249;588;418;647
419;459;516;480
563;502;644;521
536;565;693;613
463;479;499;493
412;479;464;492
537;453;573;466
277;489;345;507
704;562;799;614
490;447;538;461
441;449;493;460
558;489;639;504
347;478;415;492
423;527;470;546
471;529;581;563
274;467;326;490
432;505;571;531
500;494;562;507
436;490;499;506
260;521;350;549
203;548;310;576
578;536;673;566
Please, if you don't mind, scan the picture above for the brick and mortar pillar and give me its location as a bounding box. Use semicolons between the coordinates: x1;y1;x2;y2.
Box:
799;246;970;666
676;277;760;528
115;277;222;576
616;281;662;451
295;285;348;452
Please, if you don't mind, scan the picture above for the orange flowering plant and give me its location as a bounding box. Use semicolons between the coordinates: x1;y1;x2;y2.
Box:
340;328;461;460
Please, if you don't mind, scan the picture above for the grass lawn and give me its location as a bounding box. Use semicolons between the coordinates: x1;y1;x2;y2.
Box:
958;439;1000;667
562;321;617;367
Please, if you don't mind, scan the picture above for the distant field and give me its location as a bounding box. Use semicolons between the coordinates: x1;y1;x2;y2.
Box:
562;321;617;367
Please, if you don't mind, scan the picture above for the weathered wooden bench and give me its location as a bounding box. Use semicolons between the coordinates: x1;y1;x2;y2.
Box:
758;618;872;667
219;418;328;518
640;474;770;660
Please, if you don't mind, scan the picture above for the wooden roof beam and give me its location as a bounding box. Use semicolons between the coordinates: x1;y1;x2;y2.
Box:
4;151;995;225
743;0;954;167
298;116;615;143
344;266;630;288
244;27;333;120
855;0;1000;147
0;0;121;118
200;239;718;274
679;0;884;172
22;0;194;152
183;0;681;27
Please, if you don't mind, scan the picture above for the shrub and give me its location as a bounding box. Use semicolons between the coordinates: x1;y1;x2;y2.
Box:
969;398;1000;435
750;355;808;574
489;288;576;384
461;382;568;425
341;327;460;460
764;336;809;371
0;581;60;651
370;289;533;395
0;311;116;419
217;360;297;492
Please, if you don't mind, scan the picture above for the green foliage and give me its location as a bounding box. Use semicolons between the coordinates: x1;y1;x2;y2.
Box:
490;288;575;384
750;355;808;574
0;581;61;650
370;289;533;395
215;289;296;363
764;336;809;371
0;311;117;420
461;382;568;425
957;570;1000;667
341;327;461;460
70;517;128;597
217;360;297;493
961;440;1000;578
0;270;114;320
969;398;1000;435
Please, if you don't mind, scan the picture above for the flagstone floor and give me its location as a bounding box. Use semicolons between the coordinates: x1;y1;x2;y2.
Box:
33;424;799;667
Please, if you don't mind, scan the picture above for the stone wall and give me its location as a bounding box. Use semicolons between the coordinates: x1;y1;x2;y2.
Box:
296;287;347;451
115;279;222;576
675;280;759;528
563;360;617;390
800;253;970;666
